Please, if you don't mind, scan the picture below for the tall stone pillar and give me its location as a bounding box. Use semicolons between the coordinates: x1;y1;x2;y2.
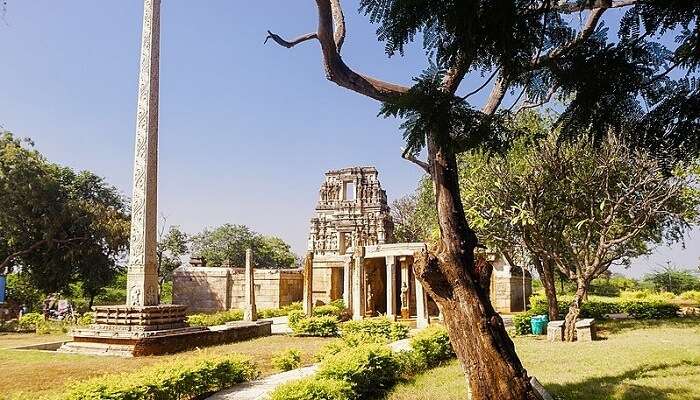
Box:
303;251;314;317
415;276;430;329
126;0;161;307
385;256;397;321
343;257;353;310
352;249;365;321
244;249;257;321
400;258;411;319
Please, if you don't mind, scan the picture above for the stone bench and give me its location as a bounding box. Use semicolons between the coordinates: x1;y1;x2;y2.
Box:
547;320;564;342
575;318;596;341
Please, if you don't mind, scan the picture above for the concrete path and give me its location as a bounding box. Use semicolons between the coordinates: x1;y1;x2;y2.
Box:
268;316;292;335
207;365;318;400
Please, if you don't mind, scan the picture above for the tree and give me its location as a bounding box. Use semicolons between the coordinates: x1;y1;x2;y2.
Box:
0;132;130;299
391;194;430;243
644;265;700;294
266;1;699;397
191;224;296;269
157;223;189;289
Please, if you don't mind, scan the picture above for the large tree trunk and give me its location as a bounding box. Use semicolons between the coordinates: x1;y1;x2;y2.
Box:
533;257;559;321
415;140;539;400
563;281;588;342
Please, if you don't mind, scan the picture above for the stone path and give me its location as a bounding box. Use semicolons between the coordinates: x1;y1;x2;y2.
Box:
206;338;412;400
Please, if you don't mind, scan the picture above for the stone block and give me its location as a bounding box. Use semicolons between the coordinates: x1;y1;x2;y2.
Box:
575;318;596;341
547;320;564;342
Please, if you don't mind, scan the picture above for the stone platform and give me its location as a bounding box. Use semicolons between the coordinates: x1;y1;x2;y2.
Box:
58;304;272;357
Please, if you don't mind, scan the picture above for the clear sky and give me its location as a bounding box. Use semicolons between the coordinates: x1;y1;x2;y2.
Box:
1;1;697;277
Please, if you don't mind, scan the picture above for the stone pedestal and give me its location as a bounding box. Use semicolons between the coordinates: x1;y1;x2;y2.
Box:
575;318;596;341
244;249;257;322
547;320;564;341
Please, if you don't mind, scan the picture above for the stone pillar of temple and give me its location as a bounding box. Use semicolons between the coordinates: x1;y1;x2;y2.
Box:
385;256;397;321
244;249;257;322
303;251;314;317
352;248;366;320
343;257;353;310
399;257;411;319
415;276;430;329
125;0;162;307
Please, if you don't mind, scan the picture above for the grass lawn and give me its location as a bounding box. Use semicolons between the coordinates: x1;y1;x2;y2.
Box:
0;334;336;399
388;318;700;400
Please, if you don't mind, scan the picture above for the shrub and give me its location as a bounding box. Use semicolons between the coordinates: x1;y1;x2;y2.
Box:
680;290;700;304
63;354;257;400
77;312;95;326
315;332;388;362
318;343;400;399
410;325;454;368
620;300;680;319
269;377;353;400
258;308;287;319
340;318;409;341
272;349;302;372
289;310;339;337
314;304;343;318
186;309;243;327
36;320;69;335
18;312;44;330
513;313;533;335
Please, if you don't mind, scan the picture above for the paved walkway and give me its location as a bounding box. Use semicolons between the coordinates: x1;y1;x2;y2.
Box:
206;338;412;400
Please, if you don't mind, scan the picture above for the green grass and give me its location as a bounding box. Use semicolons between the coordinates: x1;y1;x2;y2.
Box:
387;318;700;400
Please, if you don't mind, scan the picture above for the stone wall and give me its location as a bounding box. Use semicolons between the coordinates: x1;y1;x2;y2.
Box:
172;267;303;313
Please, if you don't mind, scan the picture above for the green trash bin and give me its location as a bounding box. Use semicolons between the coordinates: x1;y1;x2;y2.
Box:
530;315;549;335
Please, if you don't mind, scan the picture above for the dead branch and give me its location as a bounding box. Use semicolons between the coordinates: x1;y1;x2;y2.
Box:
402;148;432;175
264;30;318;48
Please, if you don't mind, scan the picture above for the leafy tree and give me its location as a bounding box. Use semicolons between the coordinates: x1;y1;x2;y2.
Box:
157;224;189;288
266;1;699;395
644;265;700;294
391;194;430;243
191;224;296;269
5;272;42;311
0;132;130;300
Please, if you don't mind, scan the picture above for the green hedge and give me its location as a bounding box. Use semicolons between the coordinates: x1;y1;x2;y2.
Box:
288;310;339;337
63;354;258;400
317;343;400;399
410;325;454;368
186;310;243;327
340;318;409;341
272;349;302;372
269;377;353;400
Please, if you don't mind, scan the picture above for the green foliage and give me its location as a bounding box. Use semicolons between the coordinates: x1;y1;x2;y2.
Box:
513;314;532;335
318;343;400;399
18;313;43;331
269;377;353;400
272;349;302;372
644;267;700;294
410;325;454;368
186;310;243;327
77;312;95;326
313;300;346;319
621;301;680;319
35;319;69;335
315;332;389;362
391;194;431;243
340;318;410;341
5;273;42;310
680;290;700;304
528;294;680;321
288;310;339;337
63;354;258;400
158;225;189;285
191;224;297;269
257;302;303;319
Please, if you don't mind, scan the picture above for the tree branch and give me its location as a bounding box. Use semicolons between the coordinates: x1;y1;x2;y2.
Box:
0;237;88;275
554;0;636;13
461;67;500;100
402;148;432;175
482;74;509;115
264;30;318;48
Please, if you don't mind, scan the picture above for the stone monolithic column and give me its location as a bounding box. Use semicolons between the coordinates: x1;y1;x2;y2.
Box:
400;257;411;319
126;0;161;307
352;249;366;320
343;257;353;310
303;251;314;317
385;256;397;321
244;249;257;321
415;275;430;329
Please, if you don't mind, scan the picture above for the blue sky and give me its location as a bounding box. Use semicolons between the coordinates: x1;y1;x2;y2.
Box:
1;1;697;277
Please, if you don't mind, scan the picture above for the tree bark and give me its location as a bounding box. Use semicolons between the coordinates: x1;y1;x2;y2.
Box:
533;257;559;321
563;281;588;341
415;139;539;400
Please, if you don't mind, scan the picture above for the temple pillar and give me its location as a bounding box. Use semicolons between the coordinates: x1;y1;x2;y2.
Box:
243;249;257;321
343;257;352;310
399;257;411;319
352;249;365;320
303;251;314;316
385;256;397;320
415;275;430;329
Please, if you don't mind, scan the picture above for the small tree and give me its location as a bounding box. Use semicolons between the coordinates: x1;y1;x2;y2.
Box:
644;265;700;294
391;194;430;243
157;224;189;289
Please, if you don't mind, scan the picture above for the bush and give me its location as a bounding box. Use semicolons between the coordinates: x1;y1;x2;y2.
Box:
36;319;69;335
186;309;243;327
77;312;95;326
18;312;44;330
410;325;454;367
63;354;258;400
318;343;400;399
269;377;353;400
620;300;680;319
340;318;409;341
315;332;388;362
680;290;700;304
513;313;533;335
258;308;287;319
313;304;344;318
290;316;339;337
272;349;302;372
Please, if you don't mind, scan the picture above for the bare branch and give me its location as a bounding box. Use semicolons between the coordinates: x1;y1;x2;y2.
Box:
554;0;636;13
482;74;508;115
330;0;346;52
515;85;559;114
265;30;318;48
402;148;432;175
461;67;500;100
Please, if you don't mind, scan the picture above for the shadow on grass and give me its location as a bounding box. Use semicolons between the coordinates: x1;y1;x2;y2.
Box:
597;317;700;335
547;360;700;400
